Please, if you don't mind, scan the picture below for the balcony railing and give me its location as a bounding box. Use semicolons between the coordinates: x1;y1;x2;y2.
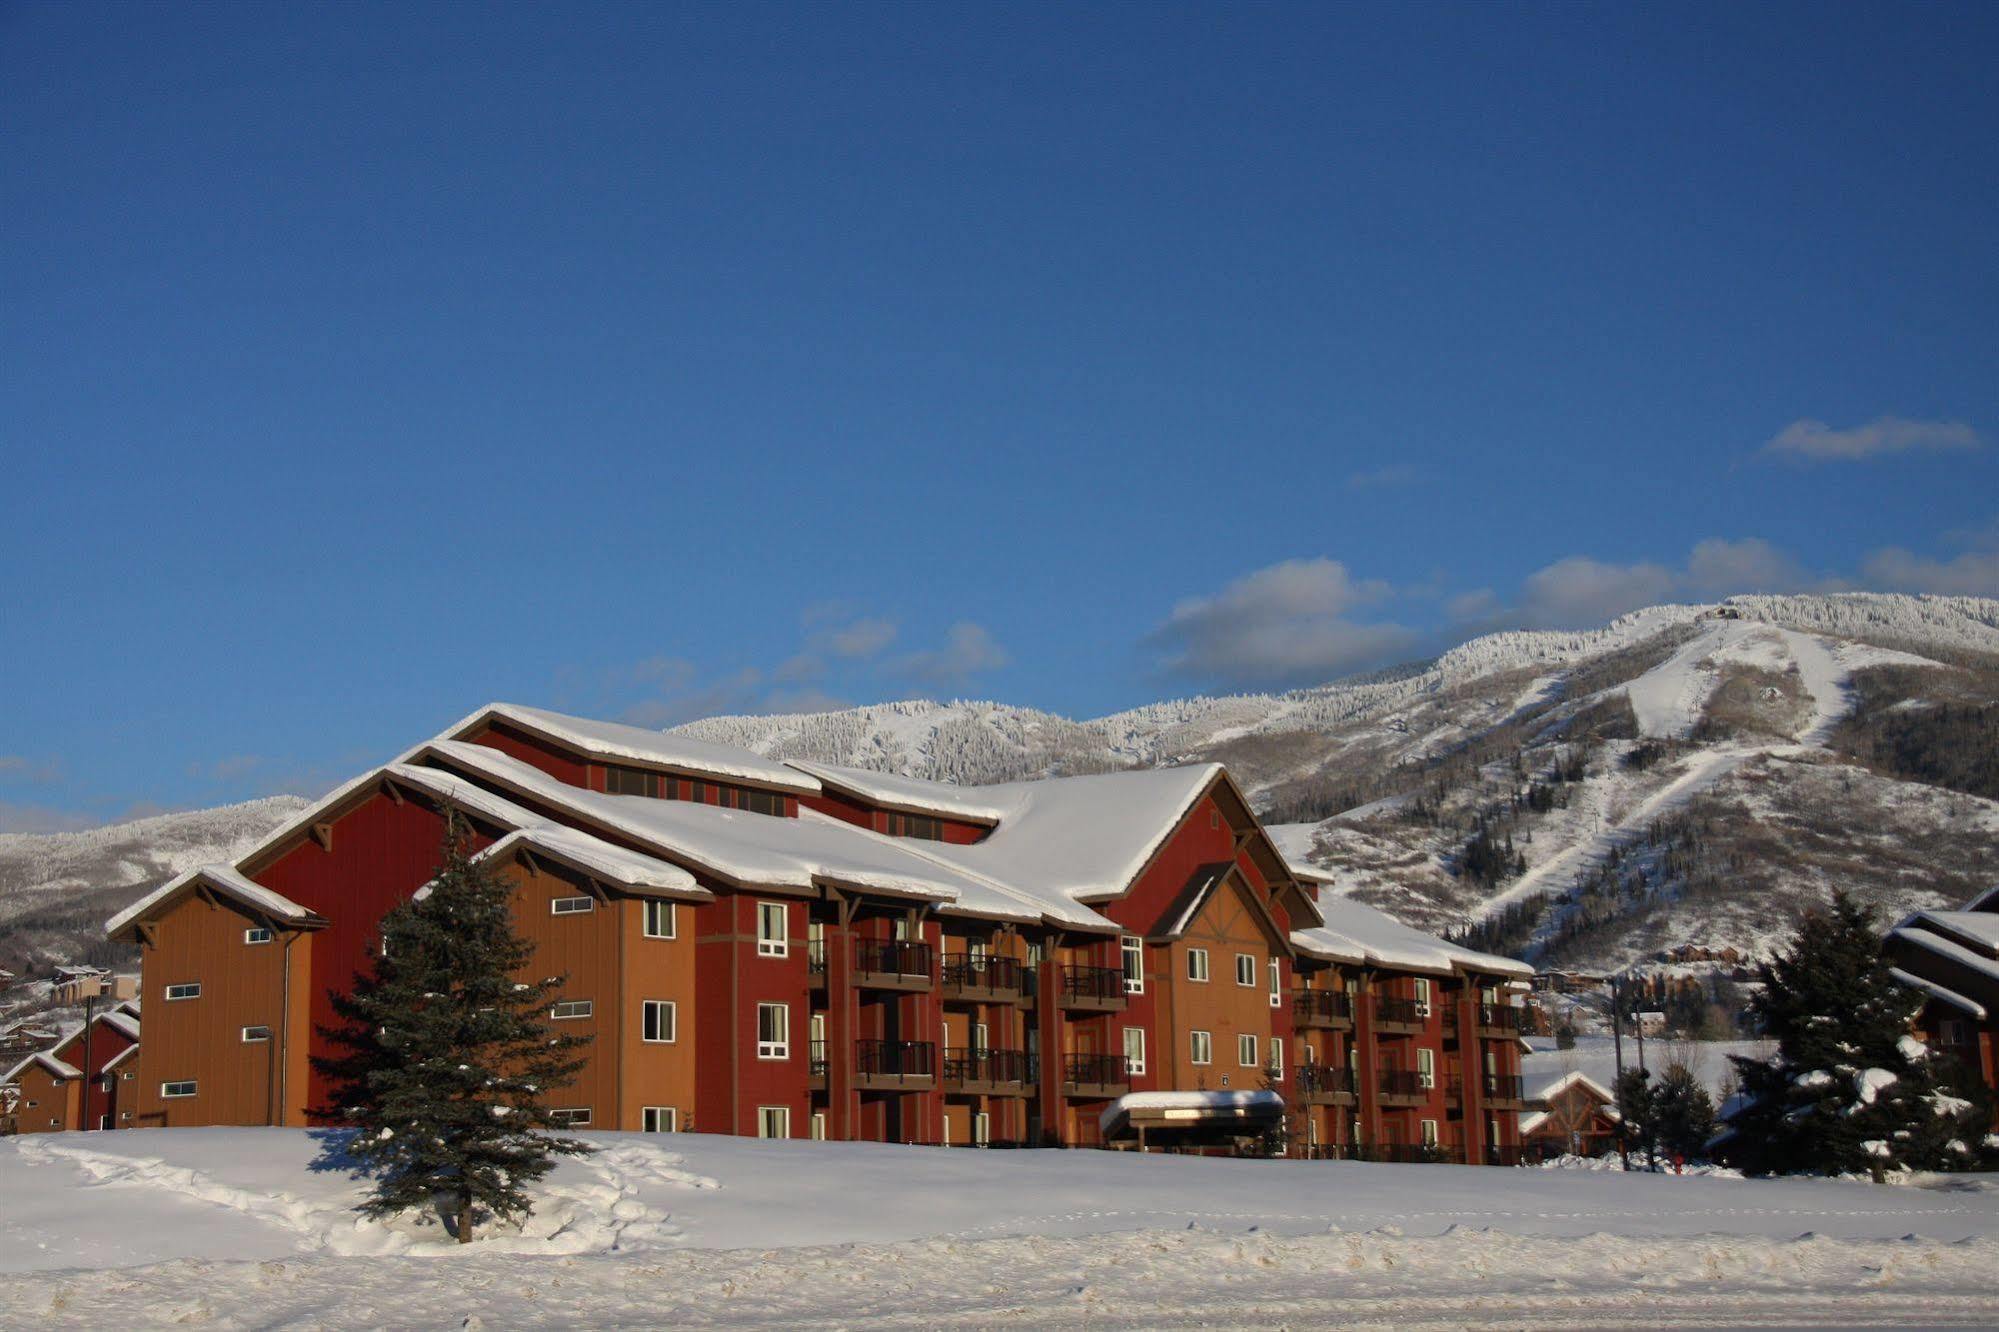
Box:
1296;1064;1358;1100
1374;997;1425;1030
1062;1052;1130;1095
854;940;934;990
809;1039;829;1079
854;1038;936;1089
1293;990;1354;1029
1377;1068;1431;1101
1482;1073;1525;1103
1058;964;1126;1011
941;1048;1033;1090
940;953;1026;1002
1477;1004;1523;1036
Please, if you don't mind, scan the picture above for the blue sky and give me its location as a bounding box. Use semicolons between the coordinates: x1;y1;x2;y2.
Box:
3;2;1995;830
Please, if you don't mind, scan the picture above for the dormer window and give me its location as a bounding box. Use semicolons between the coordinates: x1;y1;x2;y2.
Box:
605;766;663;798
887;812;942;841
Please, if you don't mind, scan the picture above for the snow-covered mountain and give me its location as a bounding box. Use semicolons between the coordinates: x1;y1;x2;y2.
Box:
682;593;1999;975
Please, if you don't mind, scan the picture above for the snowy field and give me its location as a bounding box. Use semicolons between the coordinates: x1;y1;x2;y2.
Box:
6;1130;1999;1329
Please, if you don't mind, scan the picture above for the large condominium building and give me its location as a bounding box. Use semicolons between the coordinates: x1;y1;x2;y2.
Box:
100;703;1530;1159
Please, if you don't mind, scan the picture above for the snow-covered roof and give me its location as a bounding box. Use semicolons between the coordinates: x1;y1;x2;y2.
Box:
1889;923;1999;987
1099;1089;1284;1133
1291;891;1532;979
106;864;320;937
474;827;708;900
1;1050;81;1085
95;1009;141;1043
1524;1067;1619;1110
1889;967;1989;1020
782;759;1007;823
100;1044;140;1073
446;703;820;794
1964;883;1999;913
1902;910;1999;957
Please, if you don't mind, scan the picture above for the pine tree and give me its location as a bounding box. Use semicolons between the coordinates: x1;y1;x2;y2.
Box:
1614;1067;1654;1163
315;812;593;1241
1725;890;1992;1180
1650;1064;1715;1160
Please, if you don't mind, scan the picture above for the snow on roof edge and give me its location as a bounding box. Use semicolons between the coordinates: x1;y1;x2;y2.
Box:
106;864;317;938
1889;966;1988;1020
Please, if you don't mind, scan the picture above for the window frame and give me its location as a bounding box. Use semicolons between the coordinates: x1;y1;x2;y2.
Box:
757;1105;791;1139
1267;1037;1284;1078
161;1080;197;1099
641;1106;678;1133
1235;953;1256;987
642;999;677;1044
550;895;595;916
756;1002;790;1059
1190;1030;1212;1065
1413;977;1432;1017
1268;957;1282;1008
756;901;789;957
164;982;201;1002
1416;1046;1436;1089
241;1025;272;1043
642;899;677;939
1421;1118;1439;1148
244;927;273;945
549;999;594;1021
1186;948;1210;983
1237;1033;1259;1067
1121;936;1144;994
1123;1025;1147;1076
550;1107;593;1127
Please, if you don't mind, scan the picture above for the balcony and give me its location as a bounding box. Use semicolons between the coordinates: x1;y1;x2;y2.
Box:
1057;964;1126;1012
1376;1068;1432;1106
808;1039;829;1090
854;1038;936;1091
1373;997;1427;1035
1292;990;1353;1030
1482;1073;1526;1108
1476;1004;1524;1038
940;953;1026;1004
854;940;935;992
1061;1052;1131;1097
941;1048;1034;1095
1295;1063;1357;1105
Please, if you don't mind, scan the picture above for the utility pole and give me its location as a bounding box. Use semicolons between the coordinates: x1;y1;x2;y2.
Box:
1608;974;1629;1172
1634;1010;1654;1172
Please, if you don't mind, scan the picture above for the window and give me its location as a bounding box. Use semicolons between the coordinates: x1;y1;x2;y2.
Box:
1121;937;1144;994
551;1107;592;1127
551;896;594;916
642;1000;676;1043
1421;1119;1439;1148
1123;1026;1147;1076
162;1080;197;1099
1416;1047;1436;1090
1267;1038;1284;1078
550;1000;593;1021
888;811;941;840
1238;1034;1259;1067
757;902;788;957
1235;953;1256;987
974;1111;991;1146
605;766;661;797
244;927;272;945
241;1025;271;1043
743;788;785;817
757;1002;789;1059
643;899;676;939
758;1105;791;1138
1190;1030;1212;1065
973;1021;989;1053
1268;958;1282;1008
810;1111;827;1141
165;983;200;1001
1414;978;1432;1017
687;779;709;804
1186;948;1210;983
642;1107;678;1133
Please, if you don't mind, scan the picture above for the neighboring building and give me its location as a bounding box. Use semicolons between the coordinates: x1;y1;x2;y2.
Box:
0;1007;143;1134
1884;890;1999;1128
49;967;138;1006
1518;1069;1620;1161
101;702;1530;1159
1;1052;82;1134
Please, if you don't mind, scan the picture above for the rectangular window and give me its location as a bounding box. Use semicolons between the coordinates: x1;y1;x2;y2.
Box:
551;1107;592;1127
1123;1026;1147;1076
810;1111;827;1141
161;1081;197;1099
1121;937;1144;994
743;788;785;817
757;902;788;957
244;927;273;945
974;1111;991;1146
605;765;660;797
1421;1118;1439;1148
1268;1038;1284;1078
1235;953;1256;986
1416;1047;1436;1089
241;1025;271;1043
1268;957;1282;1008
642;1107;678;1132
1238;1033;1259;1067
643;899;677;939
551;896;594;915
550;1000;593;1021
164;982;200;1001
757;1002;789;1059
1186;948;1210;983
688;779;709;804
758;1106;791;1139
642;999;676;1043
1190;1030;1212;1065
1414;977;1432;1017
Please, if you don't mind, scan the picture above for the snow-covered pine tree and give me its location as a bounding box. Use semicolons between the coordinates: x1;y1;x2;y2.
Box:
1725;890;1991;1180
315;811;592;1241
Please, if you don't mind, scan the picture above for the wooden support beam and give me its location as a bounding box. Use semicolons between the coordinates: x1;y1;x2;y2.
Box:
309;822;334;853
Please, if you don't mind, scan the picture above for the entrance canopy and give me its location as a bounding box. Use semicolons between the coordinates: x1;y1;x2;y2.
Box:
1098;1090;1283;1146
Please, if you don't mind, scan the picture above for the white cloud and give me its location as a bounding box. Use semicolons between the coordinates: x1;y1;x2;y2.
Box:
1861;547;1999;597
822;617;897;659
1483;538;1835;630
895;622;1010;691
0;754;62;785
1151;558;1418;688
1514;556;1680;628
1764;415;1981;462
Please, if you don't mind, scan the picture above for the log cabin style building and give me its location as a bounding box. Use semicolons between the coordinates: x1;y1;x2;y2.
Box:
1885;888;1999;1130
97;704;1530;1160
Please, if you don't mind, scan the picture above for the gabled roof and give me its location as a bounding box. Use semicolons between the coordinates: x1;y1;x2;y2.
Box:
100;1043;140;1073
1900;910;1999;957
1890;967;1987;1020
1291;890;1532;979
1;1050;81;1085
97;1009;141;1042
1525;1068;1619;1109
107;864;323;939
1888;920;1999;989
444;703;820;794
1147;862;1294;954
473;826;707;901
